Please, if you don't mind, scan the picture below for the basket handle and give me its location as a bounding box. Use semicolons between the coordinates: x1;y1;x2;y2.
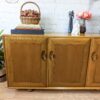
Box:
20;2;41;17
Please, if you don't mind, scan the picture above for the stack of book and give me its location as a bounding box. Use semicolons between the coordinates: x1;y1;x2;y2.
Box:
11;24;44;35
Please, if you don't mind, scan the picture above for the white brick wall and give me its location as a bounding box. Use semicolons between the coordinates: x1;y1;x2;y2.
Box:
0;0;100;34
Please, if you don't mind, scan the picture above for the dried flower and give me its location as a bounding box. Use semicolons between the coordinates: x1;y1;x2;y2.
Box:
76;11;92;20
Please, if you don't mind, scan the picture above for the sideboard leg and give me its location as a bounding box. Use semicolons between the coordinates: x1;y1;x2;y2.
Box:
27;89;35;92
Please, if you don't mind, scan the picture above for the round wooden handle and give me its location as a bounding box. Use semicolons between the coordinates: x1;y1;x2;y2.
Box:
49;51;55;61
41;50;47;61
20;2;41;17
91;52;98;61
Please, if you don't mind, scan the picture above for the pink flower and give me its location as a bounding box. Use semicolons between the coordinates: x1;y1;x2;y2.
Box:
76;11;92;20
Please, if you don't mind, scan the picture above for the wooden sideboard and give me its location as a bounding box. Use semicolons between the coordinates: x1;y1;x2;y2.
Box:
3;34;100;90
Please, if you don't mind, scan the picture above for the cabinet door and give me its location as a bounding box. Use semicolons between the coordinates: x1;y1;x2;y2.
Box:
48;38;90;87
3;35;47;87
86;38;100;87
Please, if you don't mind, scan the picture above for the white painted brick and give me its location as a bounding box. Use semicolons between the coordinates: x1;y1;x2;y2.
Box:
0;0;100;34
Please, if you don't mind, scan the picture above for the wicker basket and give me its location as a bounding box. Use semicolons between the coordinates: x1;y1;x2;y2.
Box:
20;2;41;24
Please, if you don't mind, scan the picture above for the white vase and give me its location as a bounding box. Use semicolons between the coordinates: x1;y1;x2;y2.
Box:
71;19;80;36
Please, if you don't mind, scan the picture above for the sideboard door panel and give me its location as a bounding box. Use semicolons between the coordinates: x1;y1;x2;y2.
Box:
86;38;100;87
48;38;90;87
3;36;47;87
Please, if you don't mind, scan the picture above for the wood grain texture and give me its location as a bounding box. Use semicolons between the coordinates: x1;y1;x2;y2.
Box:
48;37;90;87
3;34;100;89
86;38;100;87
3;35;47;87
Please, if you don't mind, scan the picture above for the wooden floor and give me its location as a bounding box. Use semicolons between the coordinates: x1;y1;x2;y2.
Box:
0;82;100;100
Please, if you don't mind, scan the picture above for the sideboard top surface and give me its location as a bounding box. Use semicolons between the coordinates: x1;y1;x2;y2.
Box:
3;33;100;38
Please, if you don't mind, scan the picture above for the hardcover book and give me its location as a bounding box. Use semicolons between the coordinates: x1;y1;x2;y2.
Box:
11;29;44;35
